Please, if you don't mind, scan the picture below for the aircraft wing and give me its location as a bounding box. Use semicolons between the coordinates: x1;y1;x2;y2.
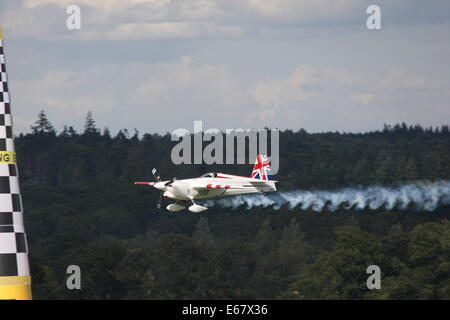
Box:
193;181;276;190
192;183;248;190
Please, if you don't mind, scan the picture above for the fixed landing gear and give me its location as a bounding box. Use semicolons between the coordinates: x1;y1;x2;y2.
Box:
188;199;208;213
166;202;186;212
165;199;208;213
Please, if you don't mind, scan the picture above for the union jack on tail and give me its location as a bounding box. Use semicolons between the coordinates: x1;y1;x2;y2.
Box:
250;155;272;181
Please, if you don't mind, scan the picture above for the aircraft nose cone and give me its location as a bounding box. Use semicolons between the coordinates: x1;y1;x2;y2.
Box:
154;182;166;190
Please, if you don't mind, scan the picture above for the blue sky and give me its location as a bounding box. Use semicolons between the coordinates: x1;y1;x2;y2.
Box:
1;0;449;134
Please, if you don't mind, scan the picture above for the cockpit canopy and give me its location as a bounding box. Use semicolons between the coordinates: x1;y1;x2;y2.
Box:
200;172;218;178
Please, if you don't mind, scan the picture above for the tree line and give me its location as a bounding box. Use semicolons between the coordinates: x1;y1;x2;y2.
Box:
17;111;450;299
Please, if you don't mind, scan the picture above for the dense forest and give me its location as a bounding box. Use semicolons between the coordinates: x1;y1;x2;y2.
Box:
16;111;450;299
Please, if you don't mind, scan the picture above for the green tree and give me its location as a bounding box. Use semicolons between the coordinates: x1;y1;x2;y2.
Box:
193;217;214;245
285;226;384;299
30;110;56;136
84;110;99;135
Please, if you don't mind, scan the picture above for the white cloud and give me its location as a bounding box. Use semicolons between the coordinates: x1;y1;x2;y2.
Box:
249;66;365;121
10;57;248;133
108;22;243;40
349;93;374;105
24;0;165;10
245;0;362;19
4;0;449;41
177;0;224;20
0;2;58;37
382;67;444;91
2;0;449;134
4;0;240;40
131;56;244;112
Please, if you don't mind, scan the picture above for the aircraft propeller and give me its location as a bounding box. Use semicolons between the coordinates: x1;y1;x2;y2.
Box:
152;168;164;209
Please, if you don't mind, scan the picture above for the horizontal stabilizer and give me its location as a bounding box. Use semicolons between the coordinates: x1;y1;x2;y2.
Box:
250;181;277;192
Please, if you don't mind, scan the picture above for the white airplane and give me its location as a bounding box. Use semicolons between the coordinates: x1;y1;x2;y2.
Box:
135;155;277;212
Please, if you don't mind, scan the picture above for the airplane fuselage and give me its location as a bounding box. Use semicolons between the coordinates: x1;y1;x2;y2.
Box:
155;174;277;201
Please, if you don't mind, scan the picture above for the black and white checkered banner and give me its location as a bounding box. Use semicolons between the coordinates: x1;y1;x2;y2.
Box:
0;38;30;278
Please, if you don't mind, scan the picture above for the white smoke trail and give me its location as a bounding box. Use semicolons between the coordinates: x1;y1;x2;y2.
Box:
206;181;450;212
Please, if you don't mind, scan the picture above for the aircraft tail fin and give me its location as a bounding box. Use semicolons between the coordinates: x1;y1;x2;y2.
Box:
250;155;273;181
